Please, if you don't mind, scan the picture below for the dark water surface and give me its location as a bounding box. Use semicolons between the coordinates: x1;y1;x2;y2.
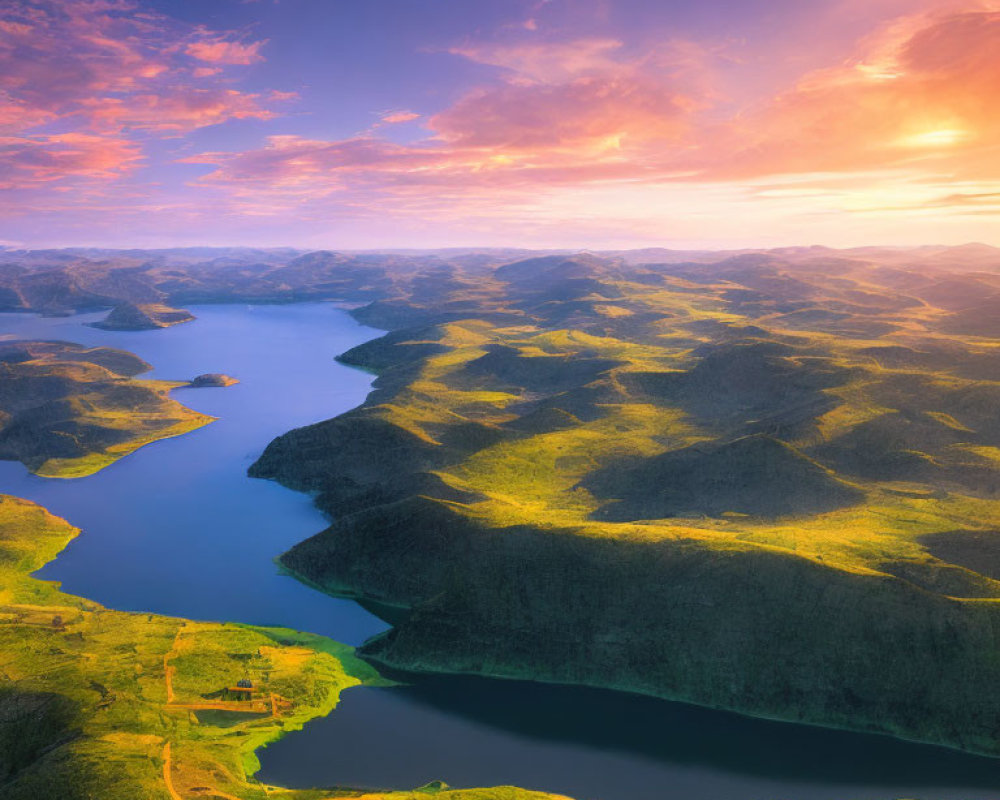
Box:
1;304;999;800
262;676;1000;800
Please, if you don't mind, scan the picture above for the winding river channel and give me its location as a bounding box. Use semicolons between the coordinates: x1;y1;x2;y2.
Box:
2;303;1000;800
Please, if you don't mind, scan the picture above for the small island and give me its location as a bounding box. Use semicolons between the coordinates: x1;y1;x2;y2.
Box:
189;373;239;388
90;302;195;331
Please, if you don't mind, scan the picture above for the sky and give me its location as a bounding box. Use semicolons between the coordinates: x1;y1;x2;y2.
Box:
1;0;999;250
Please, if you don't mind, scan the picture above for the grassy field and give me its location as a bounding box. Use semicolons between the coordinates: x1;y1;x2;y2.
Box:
0;493;570;800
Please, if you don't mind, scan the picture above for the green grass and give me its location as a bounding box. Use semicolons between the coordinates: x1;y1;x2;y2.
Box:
0;343;213;478
0;495;350;798
0;499;568;800
35;390;211;478
325;310;1000;583
253;257;1000;758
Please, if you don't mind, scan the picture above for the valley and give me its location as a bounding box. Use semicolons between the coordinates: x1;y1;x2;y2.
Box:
4;246;1000;798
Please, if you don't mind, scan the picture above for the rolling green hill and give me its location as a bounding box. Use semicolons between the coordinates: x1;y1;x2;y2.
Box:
246;245;1000;756
0;341;210;477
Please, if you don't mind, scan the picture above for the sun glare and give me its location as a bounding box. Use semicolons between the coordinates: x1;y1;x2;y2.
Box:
898;128;970;148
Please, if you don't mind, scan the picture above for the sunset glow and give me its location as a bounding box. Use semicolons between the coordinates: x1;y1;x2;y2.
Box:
2;0;999;249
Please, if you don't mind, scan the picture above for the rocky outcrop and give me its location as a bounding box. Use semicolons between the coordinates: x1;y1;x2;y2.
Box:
188;373;238;388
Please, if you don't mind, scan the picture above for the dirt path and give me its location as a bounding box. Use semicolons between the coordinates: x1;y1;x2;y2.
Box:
170;700;269;713
160;632;280;799
163;631;179;704
163;653;175;703
162;742;183;800
204;789;243;800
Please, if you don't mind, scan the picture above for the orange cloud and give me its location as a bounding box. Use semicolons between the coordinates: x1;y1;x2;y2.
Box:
698;8;1000;180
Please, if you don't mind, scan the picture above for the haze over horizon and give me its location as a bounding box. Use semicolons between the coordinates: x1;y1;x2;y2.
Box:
3;0;999;250
6;242;1000;256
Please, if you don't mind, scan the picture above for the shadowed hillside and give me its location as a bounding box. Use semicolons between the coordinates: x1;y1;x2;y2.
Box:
0;341;209;476
585;435;863;520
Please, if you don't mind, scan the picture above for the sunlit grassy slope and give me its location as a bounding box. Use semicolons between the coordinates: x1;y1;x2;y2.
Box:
250;251;1000;756
0;340;211;477
266;259;1000;581
0;494;568;800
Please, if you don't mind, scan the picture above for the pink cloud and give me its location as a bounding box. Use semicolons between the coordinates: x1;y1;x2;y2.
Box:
185;38;266;65
0;2;276;129
183;136;445;192
0;132;142;189
177;31;712;212
1;2;172;110
173;2;1000;241
432;74;691;149
380;110;421;124
5;0;1000;248
429;34;717;154
449;37;625;82
0;96;56;133
81;89;273;132
0;0;284;188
